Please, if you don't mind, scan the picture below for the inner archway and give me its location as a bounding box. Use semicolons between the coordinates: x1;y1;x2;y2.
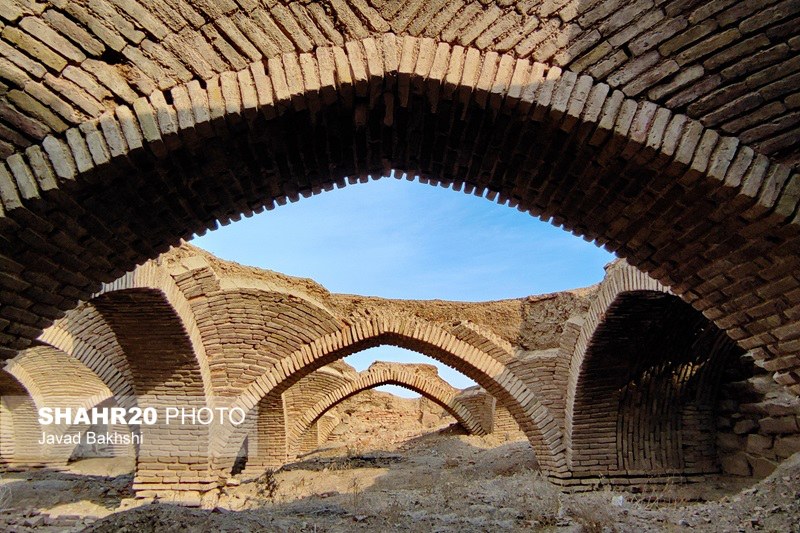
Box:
288;361;485;451
215;313;564;476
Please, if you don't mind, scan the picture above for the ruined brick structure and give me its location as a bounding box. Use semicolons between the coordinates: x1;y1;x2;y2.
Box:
1;0;800;504
2;244;797;505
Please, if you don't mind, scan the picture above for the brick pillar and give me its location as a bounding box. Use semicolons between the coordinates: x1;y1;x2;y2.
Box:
93;291;218;504
241;395;287;478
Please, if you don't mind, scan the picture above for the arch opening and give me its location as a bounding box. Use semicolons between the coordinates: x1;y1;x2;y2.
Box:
0;38;796;408
85;288;214;498
569;290;744;478
217;316;562;478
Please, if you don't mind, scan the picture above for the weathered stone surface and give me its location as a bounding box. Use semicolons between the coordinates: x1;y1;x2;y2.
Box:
720;452;751;476
759;416;800;434
748;455;777;478
774;435;800;458
734;418;760;434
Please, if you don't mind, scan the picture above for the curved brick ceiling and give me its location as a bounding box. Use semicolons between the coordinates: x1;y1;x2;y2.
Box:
1;1;798;165
0;1;797;453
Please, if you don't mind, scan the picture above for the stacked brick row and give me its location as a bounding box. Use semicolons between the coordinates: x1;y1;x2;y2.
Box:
1;1;798;164
282;363;353;457
0;368;44;468
453;386;528;438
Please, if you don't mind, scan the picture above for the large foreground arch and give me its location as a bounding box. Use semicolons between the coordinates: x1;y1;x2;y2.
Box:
0;30;798;399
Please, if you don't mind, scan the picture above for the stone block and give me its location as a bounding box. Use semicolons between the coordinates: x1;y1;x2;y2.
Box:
745;433;773;453
758;416;799;434
747;455;776;478
773;435;800;458
720;452;751;476
716;432;745;450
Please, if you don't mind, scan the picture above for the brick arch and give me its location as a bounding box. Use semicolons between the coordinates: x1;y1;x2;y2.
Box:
564;262;743;481
198;287;342;397
1;345;134;467
92;259;215;403
5;345;115;465
37;304;137;410
1;1;797;165
5;344;114;416
88;288;215;500
217;312;565;476
282;363;356;459
563;259;670;449
288;363;486;454
0;367;44;468
0;31;798;399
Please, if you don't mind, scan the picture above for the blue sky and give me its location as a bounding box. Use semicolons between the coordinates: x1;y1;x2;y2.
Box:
192;176;614;396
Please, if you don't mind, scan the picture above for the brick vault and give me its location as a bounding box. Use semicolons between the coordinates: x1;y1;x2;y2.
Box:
0;0;799;504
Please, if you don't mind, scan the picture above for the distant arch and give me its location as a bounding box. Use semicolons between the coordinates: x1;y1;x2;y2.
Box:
288;363;485;453
218;312;564;476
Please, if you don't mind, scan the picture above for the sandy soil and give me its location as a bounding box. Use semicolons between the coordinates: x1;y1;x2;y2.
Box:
1;427;799;532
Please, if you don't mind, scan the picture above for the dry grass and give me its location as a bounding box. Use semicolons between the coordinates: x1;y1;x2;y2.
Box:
566;494;617;533
253;469;280;502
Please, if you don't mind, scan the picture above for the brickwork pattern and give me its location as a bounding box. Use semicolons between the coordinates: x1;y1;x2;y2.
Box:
281;362;354;456
0;24;796;399
1;244;793;498
564;260;744;483
216;310;566;475
286;362;486;455
0;346;134;468
1;1;798;165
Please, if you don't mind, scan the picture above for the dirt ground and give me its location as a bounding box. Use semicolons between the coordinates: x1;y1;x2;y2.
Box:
1;424;800;532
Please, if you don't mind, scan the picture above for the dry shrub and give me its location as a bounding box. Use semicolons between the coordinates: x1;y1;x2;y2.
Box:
630;477;689;511
0;483;9;511
254;469;280;502
518;472;562;527
567;494;617;533
348;476;364;516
